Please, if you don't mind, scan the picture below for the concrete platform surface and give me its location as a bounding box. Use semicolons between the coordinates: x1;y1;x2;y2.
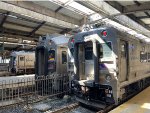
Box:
109;87;150;113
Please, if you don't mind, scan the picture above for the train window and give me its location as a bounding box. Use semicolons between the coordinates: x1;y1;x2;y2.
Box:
140;51;147;62
49;50;55;61
121;45;125;51
101;42;112;58
148;53;150;62
20;57;24;61
70;48;74;56
106;42;112;50
62;51;67;64
85;47;93;60
98;44;103;58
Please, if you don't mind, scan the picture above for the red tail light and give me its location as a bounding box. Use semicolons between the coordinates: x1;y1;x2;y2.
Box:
101;30;107;37
71;38;74;43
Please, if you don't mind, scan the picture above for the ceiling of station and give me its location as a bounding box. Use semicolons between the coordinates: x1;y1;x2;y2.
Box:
105;1;150;33
1;0;150;51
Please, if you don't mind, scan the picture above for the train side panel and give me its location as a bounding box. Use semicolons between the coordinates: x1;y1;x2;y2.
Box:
117;32;150;102
10;52;35;74
72;26;150;109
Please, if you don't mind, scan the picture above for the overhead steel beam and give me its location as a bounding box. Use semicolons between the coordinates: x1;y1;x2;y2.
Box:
0;37;36;45
1;1;80;27
137;16;149;19
55;6;63;13
104;1;150;14
28;21;46;36
133;1;141;6
13;45;22;51
0;12;41;24
0;27;40;39
123;2;150;13
145;12;150;17
0;12;9;27
105;1;124;13
27;47;35;51
127;14;150;29
59;28;72;34
4;21;35;29
134;1;150;19
0;33;38;41
77;1;150;37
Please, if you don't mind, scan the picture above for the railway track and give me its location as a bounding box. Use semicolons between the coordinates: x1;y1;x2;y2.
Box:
49;102;79;113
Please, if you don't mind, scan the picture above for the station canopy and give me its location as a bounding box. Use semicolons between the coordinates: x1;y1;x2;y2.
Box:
0;0;150;51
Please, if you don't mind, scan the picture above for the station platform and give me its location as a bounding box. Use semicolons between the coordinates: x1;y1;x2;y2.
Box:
109;87;150;113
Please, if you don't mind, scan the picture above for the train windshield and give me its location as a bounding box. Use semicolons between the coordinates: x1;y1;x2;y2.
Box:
84;42;112;60
70;48;74;56
101;42;112;58
85;47;93;60
49;50;55;61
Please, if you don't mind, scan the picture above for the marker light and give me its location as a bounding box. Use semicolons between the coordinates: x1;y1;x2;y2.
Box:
71;38;74;43
101;30;107;37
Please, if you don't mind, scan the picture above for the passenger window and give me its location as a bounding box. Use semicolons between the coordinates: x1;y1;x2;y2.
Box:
140;51;147;62
85;47;93;60
148;53;150;62
62;51;67;64
49;50;55;61
20;57;24;61
121;44;126;57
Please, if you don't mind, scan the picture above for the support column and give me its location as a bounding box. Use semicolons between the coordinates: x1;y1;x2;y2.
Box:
74;43;79;80
93;40;99;84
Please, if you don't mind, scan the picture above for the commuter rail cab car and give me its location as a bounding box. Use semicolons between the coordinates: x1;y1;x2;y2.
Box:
35;34;70;77
35;34;70;95
9;51;35;74
72;26;150;109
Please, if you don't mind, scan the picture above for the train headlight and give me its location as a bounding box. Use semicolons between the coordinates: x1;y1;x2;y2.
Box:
105;74;112;82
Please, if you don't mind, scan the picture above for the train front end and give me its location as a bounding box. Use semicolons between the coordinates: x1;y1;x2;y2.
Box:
35;36;56;78
35;35;70;96
72;27;118;109
9;53;17;73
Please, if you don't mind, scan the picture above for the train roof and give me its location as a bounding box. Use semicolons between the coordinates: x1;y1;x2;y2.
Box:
51;35;70;45
74;26;150;44
10;51;35;56
39;34;70;46
74;26;113;36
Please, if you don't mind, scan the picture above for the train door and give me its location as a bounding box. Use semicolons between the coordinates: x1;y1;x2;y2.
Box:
120;40;128;82
60;47;67;74
84;42;94;80
48;49;56;74
36;47;48;76
18;56;25;70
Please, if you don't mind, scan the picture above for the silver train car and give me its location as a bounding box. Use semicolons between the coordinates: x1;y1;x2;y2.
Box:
35;34;70;96
35;34;69;77
9;51;35;74
72;26;150;109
